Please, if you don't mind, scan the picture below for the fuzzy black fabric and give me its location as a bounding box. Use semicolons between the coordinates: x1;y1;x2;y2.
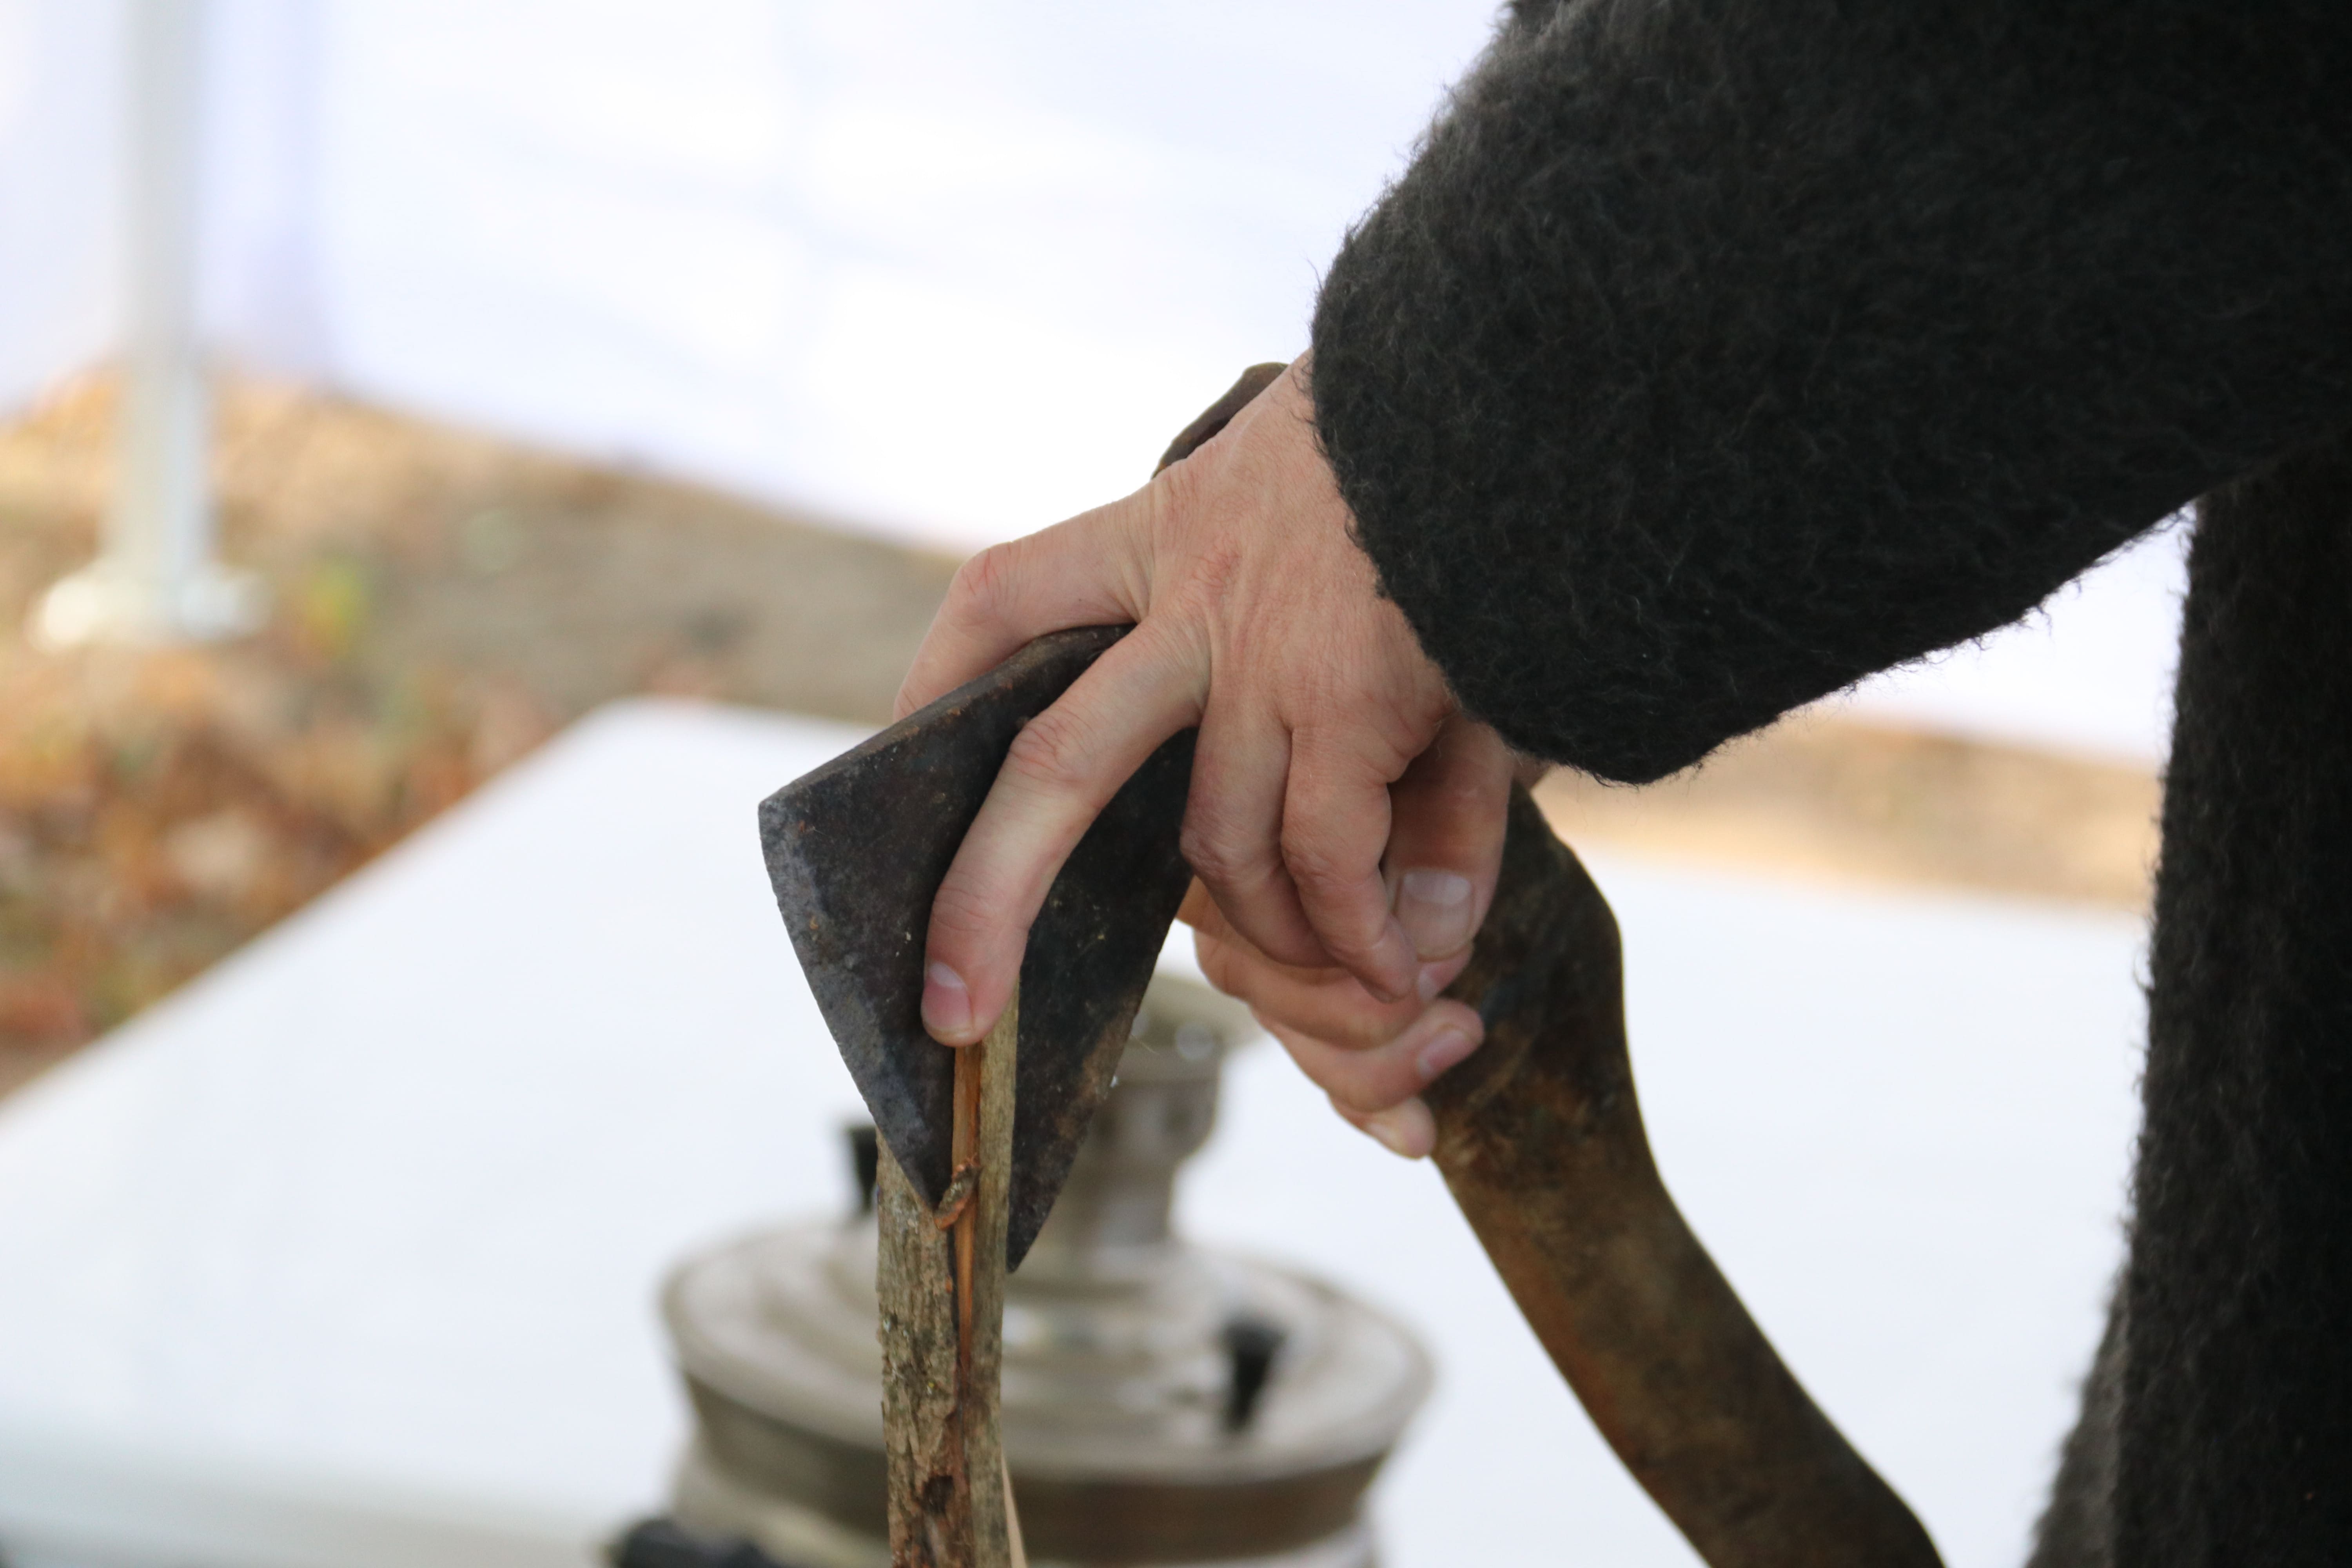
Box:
2025;1284;2120;1568
1311;0;2352;783
1307;3;2352;1561
2107;433;2352;1564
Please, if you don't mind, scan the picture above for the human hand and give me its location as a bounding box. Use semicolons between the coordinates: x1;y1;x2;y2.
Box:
896;358;1516;1054
1184;711;1518;1157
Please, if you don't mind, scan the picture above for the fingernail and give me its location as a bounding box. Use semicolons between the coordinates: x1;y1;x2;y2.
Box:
1414;1025;1477;1084
1361;1098;1435;1160
1396;868;1475;959
1361;917;1421;1004
922;962;973;1041
1417;949;1471;1003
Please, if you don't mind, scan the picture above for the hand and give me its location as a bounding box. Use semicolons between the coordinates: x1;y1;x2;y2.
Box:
1185;711;1515;1159
897;358;1516;1053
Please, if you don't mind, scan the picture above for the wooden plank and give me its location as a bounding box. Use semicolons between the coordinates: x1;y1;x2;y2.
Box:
877;987;1020;1568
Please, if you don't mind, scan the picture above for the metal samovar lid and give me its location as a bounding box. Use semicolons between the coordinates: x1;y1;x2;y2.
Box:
656;976;1431;1568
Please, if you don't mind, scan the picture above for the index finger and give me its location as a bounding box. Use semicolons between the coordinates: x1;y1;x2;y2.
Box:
920;621;1204;1044
895;491;1154;720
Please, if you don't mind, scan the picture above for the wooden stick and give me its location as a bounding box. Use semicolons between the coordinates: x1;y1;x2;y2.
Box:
877;985;1020;1568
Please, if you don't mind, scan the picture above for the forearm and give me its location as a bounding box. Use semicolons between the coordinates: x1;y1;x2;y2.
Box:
1314;0;2352;781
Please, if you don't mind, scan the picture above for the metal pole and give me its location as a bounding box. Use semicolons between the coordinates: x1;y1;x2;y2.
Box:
33;0;262;648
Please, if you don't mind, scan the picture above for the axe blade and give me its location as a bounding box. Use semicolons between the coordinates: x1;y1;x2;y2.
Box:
759;625;1193;1269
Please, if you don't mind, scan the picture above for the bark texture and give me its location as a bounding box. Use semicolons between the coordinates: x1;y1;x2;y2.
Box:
877;998;1019;1568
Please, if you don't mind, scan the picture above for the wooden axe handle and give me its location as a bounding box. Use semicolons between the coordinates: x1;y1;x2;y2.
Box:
1426;788;1945;1568
1156;363;1288;474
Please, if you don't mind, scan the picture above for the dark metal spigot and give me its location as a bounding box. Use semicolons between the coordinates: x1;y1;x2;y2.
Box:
1223;1313;1287;1433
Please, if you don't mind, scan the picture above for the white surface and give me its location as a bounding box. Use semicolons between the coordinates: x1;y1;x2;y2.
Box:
0;699;2144;1567
0;0;2185;758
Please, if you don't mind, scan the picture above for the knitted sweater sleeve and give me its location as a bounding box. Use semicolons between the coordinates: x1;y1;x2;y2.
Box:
1310;0;2352;783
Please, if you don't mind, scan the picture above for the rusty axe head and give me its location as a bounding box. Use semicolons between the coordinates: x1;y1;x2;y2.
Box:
757;363;1283;1269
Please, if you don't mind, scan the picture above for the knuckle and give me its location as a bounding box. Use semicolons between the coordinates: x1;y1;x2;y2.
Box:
1180;788;1290;890
1179;818;1267;888
1002;705;1101;797
1280;842;1377;941
1425;752;1506;811
949;541;1024;621
1309;1011;1393;1054
1322;1062;1407;1116
1250;922;1345;976
1193;935;1243;997
1172;536;1245;620
1303;924;1379;971
928;875;1008;950
1272;1030;1346;1098
1153;448;1206;520
1278;825;1348;892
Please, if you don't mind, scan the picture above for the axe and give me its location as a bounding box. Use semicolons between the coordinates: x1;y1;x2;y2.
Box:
759;369;1946;1568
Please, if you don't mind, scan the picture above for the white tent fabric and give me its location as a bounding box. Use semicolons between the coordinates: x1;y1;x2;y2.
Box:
0;2;121;414
0;0;2187;760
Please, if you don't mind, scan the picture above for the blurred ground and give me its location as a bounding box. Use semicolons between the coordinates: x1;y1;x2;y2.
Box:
1536;719;2159;912
0;374;2160;1096
0;374;958;1093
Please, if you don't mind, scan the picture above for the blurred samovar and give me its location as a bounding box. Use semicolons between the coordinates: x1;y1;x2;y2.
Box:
630;976;1430;1568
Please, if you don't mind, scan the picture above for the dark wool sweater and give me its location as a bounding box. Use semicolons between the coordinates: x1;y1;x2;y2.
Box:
1310;2;2352;1564
1313;0;2352;784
